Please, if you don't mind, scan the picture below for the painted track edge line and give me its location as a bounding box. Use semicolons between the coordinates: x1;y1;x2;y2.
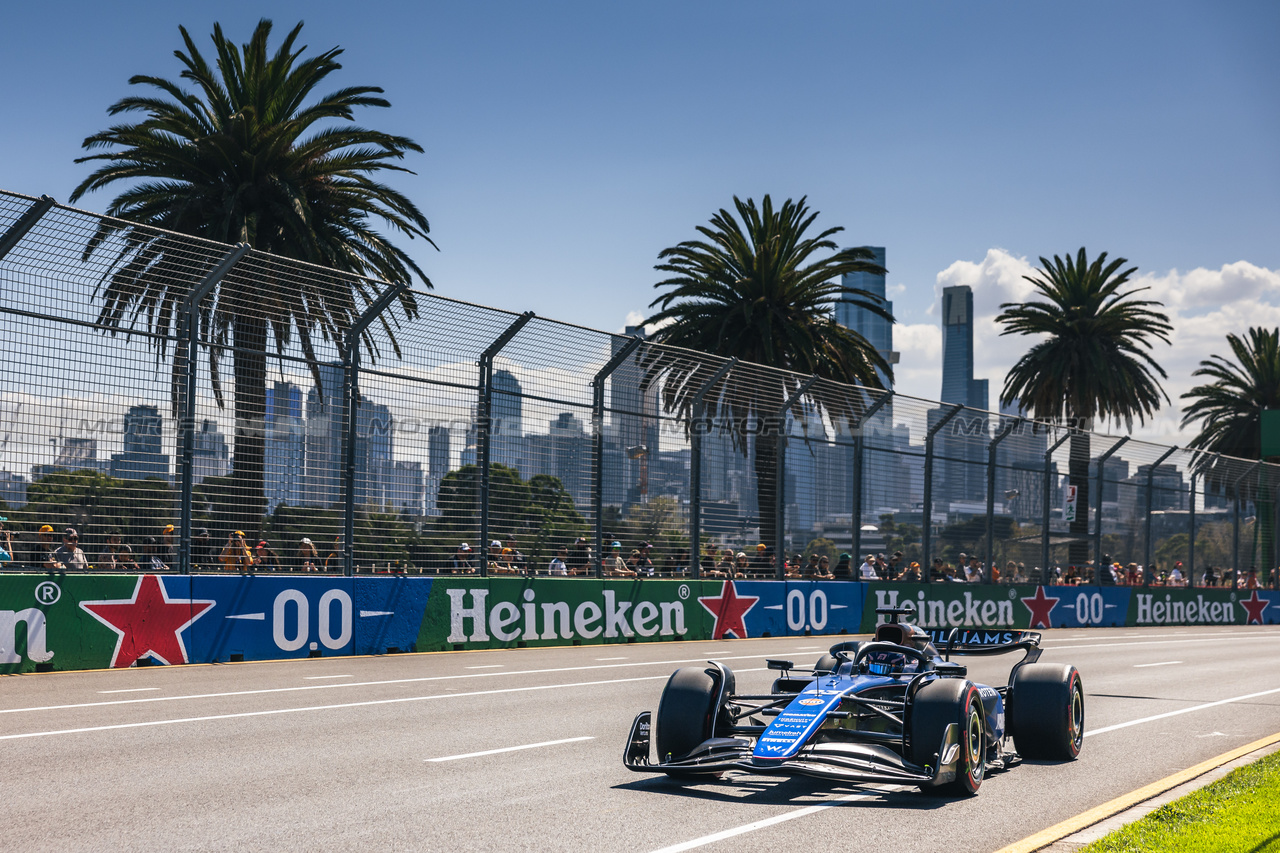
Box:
992;730;1280;853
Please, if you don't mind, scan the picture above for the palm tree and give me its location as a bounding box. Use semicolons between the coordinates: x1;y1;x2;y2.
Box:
68;19;434;534
1180;327;1280;582
996;249;1172;567
641;195;892;556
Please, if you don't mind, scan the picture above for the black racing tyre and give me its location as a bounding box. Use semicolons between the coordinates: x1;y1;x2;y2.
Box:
814;654;839;674
655;666;734;772
1008;663;1084;760
910;678;985;796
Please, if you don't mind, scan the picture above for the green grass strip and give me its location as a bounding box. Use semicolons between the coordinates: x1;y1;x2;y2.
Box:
1082;748;1280;852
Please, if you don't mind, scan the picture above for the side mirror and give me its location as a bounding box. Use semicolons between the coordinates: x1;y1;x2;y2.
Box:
766;659;794;671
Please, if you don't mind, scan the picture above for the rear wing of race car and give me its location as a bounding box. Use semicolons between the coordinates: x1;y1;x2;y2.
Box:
929;628;1043;665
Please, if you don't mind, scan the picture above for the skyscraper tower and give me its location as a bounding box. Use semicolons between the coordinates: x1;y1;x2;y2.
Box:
941;285;988;410
836;247;898;387
490;369;525;474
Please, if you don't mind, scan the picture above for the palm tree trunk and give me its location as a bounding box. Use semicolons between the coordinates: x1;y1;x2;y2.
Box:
1068;431;1091;568
230;314;269;538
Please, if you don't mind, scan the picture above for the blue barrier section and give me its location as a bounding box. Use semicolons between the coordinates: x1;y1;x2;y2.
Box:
783;581;867;636
187;576;433;663
1043;586;1132;628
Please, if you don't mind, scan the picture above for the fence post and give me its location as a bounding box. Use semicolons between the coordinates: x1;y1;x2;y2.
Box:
851;391;892;569
476;312;535;577
0;195;56;263
984;418;1019;582
1092;437;1129;573
342;281;411;577
177;243;250;574
591;335;643;580
774;375;819;580
922;404;963;569
688;358;736;578
1143;446;1178;580
1042;431;1072;583
1230;462;1260;582
1187;470;1197;586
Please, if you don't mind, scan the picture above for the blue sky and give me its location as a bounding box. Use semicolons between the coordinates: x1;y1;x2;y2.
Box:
3;0;1278;441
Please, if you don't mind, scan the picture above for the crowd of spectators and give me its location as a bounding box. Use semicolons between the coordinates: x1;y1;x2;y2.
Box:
1;515;1278;589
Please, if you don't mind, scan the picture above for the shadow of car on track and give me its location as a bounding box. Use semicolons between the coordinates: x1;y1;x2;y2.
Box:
612;773;949;811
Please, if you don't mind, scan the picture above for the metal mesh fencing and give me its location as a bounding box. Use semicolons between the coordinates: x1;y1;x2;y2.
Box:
2;187;1278;587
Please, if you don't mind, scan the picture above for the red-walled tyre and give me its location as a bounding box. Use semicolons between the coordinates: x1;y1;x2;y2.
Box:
1008;663;1084;760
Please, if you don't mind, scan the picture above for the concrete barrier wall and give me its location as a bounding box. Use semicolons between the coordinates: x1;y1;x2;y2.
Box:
1;574;1276;673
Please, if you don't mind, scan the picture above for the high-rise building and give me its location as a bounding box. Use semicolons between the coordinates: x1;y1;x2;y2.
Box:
265;381;305;510
110;404;169;480
491;369;525;475
833;247;909;517
355;397;393;507
836;247;898;387
192;419;229;484
382;460;425;516
609;325;660;509
425;425;450;516
304;363;346;506
931;285;990;511
941;285;988;410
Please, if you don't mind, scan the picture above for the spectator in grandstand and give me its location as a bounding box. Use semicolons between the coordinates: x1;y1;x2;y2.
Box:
716;548;737;577
548;545;569;576
297;537;319;571
928;557;947;582
448;543;474;573
833;553;852;579
750;542;770;574
504;535;528;573
487;540;503;568
901;561;921;583
569;537;590;574
1168;561;1186;587
254;540;281;571
37;524;61;570
627;549;644;575
144;537;169;571
159;523;178;565
812;554;835;580
637;542;655;575
859;554;878;581
966;555;984;583
54;528;89;571
734;551;751;577
1245;568;1259;589
1203;564;1218;587
885;551;903;581
603;542;631;577
221;531;254;572
324;536;342;571
97;531;125;570
0;518;12;564
491;547;520;575
192;528;215;570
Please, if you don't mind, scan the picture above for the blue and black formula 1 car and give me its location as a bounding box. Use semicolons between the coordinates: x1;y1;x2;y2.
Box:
623;604;1083;795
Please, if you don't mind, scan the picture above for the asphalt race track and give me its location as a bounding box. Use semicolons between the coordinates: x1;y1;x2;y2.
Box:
3;626;1279;852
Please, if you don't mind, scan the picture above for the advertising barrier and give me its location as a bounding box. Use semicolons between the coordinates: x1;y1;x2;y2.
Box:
0;574;1276;673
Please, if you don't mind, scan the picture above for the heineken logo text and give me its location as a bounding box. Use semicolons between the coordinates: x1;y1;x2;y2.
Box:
447;589;688;643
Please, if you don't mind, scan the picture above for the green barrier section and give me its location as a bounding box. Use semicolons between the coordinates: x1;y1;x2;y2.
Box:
0;573;168;674
417;577;710;651
1127;586;1271;626
859;582;1034;632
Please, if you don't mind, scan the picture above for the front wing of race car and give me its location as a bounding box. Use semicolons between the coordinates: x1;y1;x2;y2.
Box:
622;710;965;786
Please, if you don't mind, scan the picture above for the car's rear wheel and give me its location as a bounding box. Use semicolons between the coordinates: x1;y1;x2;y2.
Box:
911;678;984;796
655;666;734;776
1008;663;1084;760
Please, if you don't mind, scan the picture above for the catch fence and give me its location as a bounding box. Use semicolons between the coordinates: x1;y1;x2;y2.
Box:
1;188;1276;587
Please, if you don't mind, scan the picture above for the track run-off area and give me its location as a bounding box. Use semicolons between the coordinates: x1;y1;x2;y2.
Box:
3;626;1279;852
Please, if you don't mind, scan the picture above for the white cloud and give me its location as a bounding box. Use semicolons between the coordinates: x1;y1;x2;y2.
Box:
894;250;1280;444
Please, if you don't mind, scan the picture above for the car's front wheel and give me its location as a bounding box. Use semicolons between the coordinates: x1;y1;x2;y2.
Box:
654;665;734;776
910;677;985;796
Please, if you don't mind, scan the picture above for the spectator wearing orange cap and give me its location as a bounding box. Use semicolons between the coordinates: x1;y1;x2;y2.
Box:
220;531;253;572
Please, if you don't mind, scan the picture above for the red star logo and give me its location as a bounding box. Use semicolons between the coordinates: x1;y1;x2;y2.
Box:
697;581;759;639
1020;586;1060;629
1238;590;1269;625
80;575;215;668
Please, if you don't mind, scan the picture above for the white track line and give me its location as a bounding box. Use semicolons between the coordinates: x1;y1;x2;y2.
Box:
648;790;884;852
304;675;353;680
465;665;504;669
1085;686;1280;737
426;736;593;762
1133;661;1182;668
0;674;693;741
0;653;796;716
1044;635;1280;653
97;688;160;694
